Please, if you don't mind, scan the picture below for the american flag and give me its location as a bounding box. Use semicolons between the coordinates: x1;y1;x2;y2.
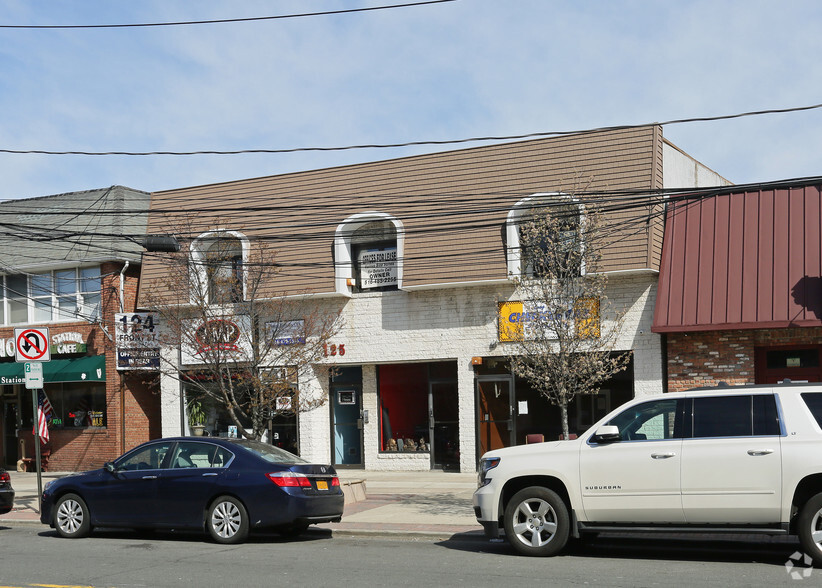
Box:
33;390;52;444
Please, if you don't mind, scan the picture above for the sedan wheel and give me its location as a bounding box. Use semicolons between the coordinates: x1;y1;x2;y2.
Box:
207;496;249;544
798;493;822;566
503;487;569;556
54;493;91;539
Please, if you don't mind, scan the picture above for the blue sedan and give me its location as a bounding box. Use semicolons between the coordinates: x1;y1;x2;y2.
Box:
40;437;344;544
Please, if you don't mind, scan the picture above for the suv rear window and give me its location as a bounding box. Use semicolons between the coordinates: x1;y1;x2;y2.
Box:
692;394;780;437
801;393;822;428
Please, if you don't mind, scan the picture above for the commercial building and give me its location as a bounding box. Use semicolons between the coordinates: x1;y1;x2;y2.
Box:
653;178;822;389
0;186;158;471
140;127;727;472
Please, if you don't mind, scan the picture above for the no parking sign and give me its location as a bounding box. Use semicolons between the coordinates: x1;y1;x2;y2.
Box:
14;327;51;362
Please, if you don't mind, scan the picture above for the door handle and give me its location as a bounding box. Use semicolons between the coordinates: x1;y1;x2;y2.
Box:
202;472;218;477
651;452;676;459
747;449;775;456
141;475;158;480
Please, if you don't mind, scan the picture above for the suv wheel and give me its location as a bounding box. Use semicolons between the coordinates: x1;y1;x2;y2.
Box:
798;492;822;566
503;486;569;556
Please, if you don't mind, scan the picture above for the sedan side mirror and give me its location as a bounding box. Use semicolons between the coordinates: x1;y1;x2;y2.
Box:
592;425;621;444
104;462;116;473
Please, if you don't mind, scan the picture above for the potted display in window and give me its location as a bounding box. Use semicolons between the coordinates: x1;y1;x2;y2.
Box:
187;399;207;436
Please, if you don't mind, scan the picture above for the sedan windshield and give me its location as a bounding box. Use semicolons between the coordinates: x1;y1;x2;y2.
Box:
231;439;307;465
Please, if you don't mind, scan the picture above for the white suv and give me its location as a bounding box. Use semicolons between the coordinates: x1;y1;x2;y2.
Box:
473;383;822;562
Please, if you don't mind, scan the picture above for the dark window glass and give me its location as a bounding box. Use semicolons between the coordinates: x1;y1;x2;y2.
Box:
693;396;751;437
753;395;781;436
231;439;306;464
170;441;232;469
801;393;822;428
23;384;106;430
766;349;820;369
204;237;243;303
116;442;173;471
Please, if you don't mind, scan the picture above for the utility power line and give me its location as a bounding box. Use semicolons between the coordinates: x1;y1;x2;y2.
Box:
0;1;458;29
1;103;821;157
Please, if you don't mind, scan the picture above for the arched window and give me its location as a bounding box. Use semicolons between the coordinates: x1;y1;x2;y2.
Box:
334;213;404;295
190;230;249;304
506;193;586;279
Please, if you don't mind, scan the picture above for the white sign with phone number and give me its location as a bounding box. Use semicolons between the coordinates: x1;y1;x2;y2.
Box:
357;247;398;289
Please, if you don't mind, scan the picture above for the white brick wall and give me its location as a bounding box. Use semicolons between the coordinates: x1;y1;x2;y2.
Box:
158;275;663;471
296;273;664;470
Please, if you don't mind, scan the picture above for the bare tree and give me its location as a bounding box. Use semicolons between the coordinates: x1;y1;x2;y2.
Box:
506;197;630;439
142;230;341;441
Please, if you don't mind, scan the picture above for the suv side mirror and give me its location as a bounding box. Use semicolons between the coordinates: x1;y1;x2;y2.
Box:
592;425;621;444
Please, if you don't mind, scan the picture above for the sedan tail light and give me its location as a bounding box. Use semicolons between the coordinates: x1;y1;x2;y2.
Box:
0;471;9;483
266;472;312;488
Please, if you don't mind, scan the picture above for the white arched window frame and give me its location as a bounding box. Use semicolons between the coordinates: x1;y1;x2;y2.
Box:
506;192;587;279
190;230;250;304
334;212;405;296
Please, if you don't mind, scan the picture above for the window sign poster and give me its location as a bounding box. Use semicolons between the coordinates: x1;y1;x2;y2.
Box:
337;390;356;405
358;247;398;289
228;425;238;438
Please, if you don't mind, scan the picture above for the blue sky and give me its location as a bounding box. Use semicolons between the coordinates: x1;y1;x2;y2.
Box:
1;0;821;200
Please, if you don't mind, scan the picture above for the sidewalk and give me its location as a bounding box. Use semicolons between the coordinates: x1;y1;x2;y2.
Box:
1;469;485;541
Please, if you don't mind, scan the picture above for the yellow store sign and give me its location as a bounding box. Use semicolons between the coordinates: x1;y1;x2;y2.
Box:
498;298;600;342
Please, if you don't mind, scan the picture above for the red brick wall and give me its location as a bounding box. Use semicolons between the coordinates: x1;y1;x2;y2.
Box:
5;262;161;471
666;327;822;392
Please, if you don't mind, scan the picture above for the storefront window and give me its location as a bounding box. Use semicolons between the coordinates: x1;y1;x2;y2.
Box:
378;364;430;453
378;362;459;466
184;383;298;453
20;382;106;429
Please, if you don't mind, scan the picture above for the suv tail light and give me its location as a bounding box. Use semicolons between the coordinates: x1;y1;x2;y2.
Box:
267;472;312;488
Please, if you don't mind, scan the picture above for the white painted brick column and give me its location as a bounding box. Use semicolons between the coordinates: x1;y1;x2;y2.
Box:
458;356;477;473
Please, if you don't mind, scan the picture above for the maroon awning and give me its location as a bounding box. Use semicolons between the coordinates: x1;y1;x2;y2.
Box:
653;183;822;333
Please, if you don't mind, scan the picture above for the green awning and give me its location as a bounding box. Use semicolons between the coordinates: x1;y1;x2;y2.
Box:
0;355;106;385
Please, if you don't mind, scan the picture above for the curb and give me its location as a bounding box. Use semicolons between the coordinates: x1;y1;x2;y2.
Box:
1;515;488;542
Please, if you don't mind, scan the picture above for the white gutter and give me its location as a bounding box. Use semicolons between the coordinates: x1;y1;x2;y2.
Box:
119;261;129;313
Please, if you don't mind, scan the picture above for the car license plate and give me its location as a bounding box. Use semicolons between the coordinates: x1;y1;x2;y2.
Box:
316;480;328;491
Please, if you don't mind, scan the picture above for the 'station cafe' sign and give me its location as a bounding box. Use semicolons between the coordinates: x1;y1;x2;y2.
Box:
0;331;87;359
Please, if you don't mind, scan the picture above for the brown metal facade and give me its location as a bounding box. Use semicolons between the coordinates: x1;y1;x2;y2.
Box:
139;127;665;303
653;182;822;332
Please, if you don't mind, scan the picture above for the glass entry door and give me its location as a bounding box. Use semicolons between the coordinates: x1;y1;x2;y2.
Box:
429;381;459;470
477;377;514;456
